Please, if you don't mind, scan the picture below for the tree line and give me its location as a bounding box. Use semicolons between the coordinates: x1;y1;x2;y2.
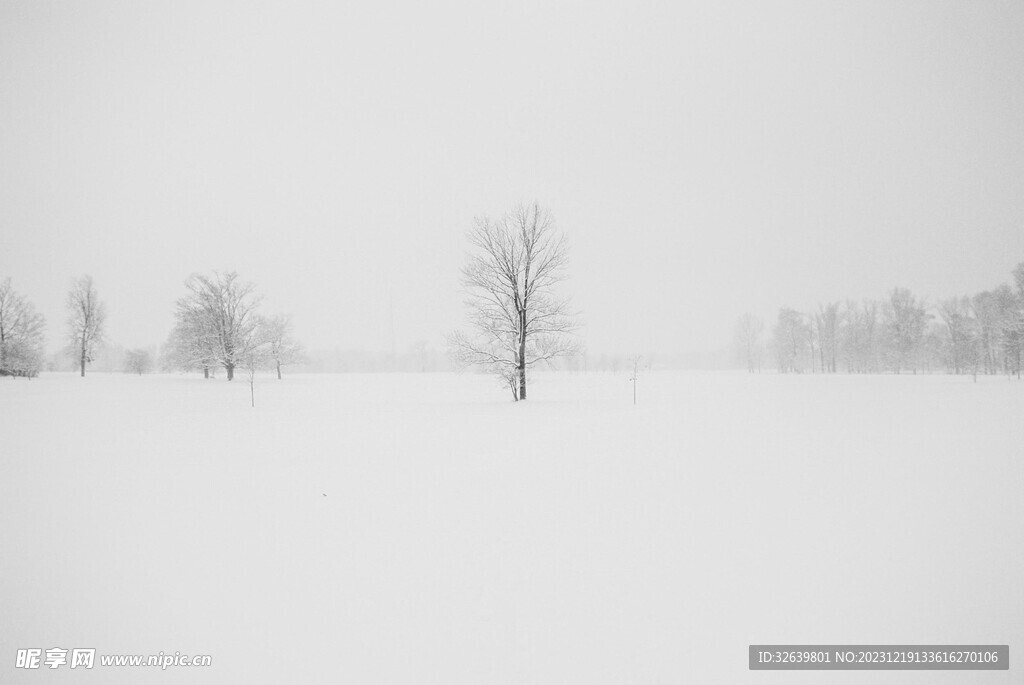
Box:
8;241;1023;393
0;271;303;383
4;202;578;401
736;263;1024;378
1;275;113;378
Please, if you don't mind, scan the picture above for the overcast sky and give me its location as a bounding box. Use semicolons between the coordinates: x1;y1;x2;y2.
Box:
2;0;1023;358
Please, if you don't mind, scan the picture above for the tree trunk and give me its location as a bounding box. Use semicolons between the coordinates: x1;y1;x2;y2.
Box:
204;367;209;379
276;362;281;380
226;363;234;381
80;342;86;377
518;310;527;401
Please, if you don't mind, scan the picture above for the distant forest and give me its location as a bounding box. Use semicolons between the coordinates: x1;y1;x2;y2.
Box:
737;262;1024;378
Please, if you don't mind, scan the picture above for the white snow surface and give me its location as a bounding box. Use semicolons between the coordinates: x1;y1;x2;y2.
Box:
2;371;1022;683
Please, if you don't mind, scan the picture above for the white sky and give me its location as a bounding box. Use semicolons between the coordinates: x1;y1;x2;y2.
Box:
2;0;1023;356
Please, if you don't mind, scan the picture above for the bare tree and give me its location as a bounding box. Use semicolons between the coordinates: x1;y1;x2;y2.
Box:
1009;264;1024;378
173;272;262;381
409;339;429;372
970;289;1006;375
991;283;1023;378
841;299;881;373
0;278;46;377
814;302;840;373
123;348;153;375
260;314;305;379
938;297;978;375
773;307;810;373
448;203;578;400
734;313;762;373
66;275;106;377
883;287;928;374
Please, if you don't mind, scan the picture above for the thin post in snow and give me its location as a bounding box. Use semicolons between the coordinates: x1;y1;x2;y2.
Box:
629;354;641;406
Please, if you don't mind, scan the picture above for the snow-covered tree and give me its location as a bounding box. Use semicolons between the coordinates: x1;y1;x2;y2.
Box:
755;262;1024;376
448;203;578;400
840;300;880;373
259;314;305;379
773;307;810;373
0;278;46;377
971;289;1004;375
992;283;1023;378
123;348;153;375
172;272;262;381
814;302;840;373
937;297;978;375
1006;264;1024;378
163;306;216;377
66;275;106;377
883;287;928;374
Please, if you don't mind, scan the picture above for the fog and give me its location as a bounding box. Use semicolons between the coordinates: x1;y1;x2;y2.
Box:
2;0;1023;359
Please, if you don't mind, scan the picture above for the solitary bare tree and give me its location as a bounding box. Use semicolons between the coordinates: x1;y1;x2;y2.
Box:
66;275;106;377
448;203;577;400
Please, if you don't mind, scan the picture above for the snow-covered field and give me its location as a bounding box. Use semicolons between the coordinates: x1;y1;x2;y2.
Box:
2;371;1021;684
